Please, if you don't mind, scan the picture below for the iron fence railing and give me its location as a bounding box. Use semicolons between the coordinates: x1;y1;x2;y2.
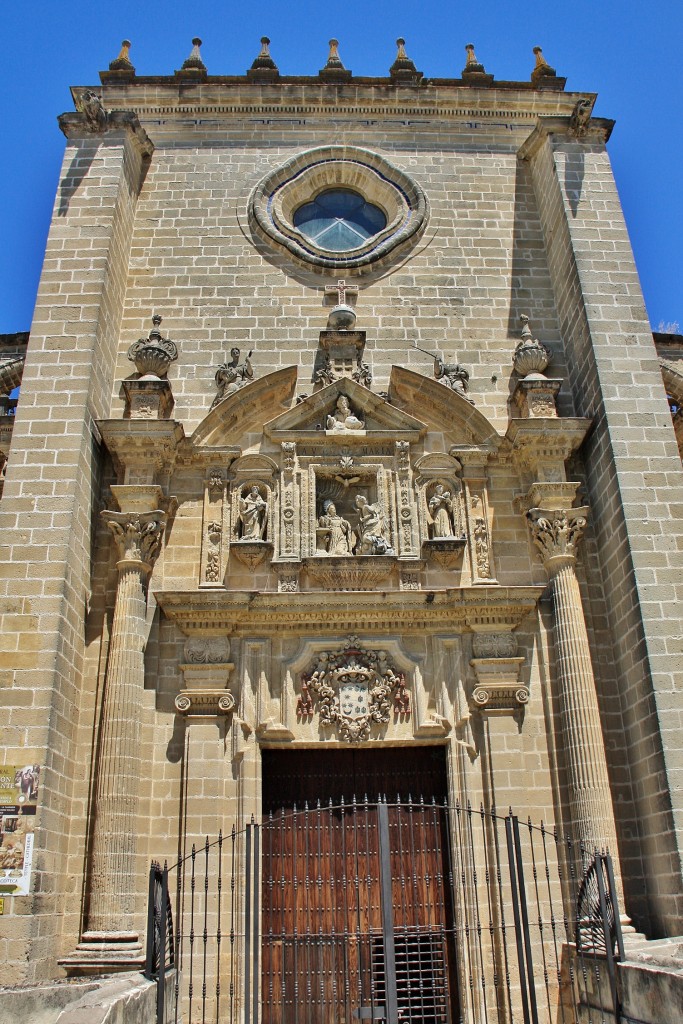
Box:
147;801;623;1024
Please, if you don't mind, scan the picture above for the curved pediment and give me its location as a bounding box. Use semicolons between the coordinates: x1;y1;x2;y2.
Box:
264;377;427;441
389;365;501;447
191;366;298;448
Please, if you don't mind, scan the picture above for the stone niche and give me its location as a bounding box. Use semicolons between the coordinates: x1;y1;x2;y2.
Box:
228;454;276;570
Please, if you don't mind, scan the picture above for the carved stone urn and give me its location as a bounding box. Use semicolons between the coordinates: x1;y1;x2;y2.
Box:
513;315;550;378
127;314;178;379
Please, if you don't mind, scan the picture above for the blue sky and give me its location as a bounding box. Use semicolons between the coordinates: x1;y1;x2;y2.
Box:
1;1;681;333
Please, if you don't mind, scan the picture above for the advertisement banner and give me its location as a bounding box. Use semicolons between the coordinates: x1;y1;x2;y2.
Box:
0;765;39;896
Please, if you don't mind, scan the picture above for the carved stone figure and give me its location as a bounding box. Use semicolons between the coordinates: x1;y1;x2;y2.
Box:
80;90;108;132
326;395;364;432
354;495;394;555
316;501;354;556
428;484;456;538
238;485;267;540
211;347;254;408
434;356;474;403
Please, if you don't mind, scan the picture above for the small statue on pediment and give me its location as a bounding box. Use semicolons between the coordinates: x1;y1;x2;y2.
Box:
326;394;365;432
211;347;254;409
414;344;475;404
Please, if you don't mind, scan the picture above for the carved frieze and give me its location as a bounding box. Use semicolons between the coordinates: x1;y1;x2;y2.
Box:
301;637;408;742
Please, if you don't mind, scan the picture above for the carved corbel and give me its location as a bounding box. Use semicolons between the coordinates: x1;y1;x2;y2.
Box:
469;632;527;712
175;636;236;716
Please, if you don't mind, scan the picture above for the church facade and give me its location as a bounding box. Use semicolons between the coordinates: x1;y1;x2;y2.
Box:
1;36;682;1022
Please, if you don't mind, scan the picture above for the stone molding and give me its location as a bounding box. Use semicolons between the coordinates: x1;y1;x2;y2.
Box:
155;585;544;635
248;145;428;272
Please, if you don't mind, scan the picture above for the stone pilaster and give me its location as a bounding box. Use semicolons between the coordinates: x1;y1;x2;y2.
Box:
64;487;166;971
526;504;622;876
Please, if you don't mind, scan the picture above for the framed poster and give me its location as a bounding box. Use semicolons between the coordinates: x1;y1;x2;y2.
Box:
0;765;39;896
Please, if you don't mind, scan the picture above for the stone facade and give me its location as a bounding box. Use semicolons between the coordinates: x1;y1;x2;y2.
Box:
0;44;682;1015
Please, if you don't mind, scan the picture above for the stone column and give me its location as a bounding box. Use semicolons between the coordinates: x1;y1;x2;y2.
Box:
68;486;166;970
526;505;621;869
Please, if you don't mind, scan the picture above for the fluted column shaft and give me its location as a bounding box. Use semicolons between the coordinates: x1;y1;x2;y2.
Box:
86;560;149;934
527;507;621;867
84;509;165;940
551;560;620;858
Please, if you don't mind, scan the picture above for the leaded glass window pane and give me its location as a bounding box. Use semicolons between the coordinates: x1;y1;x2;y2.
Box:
293;189;387;251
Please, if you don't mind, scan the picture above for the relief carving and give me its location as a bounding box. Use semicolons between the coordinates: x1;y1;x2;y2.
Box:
302;637;408;742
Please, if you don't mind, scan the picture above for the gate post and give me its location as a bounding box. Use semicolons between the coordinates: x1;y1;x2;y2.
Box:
244;821;260;1024
377;800;398;1024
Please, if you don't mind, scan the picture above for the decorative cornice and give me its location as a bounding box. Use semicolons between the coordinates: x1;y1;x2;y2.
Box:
191;366;297;448
58;106;154;158
390;366;500;447
517;114;614;160
154;585;543;635
98;419;185;475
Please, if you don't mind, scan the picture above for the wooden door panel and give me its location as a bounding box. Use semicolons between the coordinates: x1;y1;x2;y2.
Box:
262;748;457;1024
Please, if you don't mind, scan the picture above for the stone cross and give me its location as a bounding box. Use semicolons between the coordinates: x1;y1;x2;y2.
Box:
325;279;358;305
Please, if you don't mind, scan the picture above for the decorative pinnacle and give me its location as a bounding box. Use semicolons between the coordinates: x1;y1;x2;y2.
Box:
250;36;278;72
109;39;134;72
183;37;206;71
324;39;345;69
390;37;421;78
531;45;557;83
462;42;486;75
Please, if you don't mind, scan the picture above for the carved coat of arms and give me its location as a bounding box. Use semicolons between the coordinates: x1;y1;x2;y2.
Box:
302;637;407;742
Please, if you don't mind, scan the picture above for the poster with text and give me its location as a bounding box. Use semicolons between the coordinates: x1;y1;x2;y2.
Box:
0;765;39;896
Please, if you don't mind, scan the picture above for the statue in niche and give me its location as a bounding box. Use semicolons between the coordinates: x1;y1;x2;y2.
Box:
316;500;355;556
238;484;268;540
428;484;456;538
326;395;365;432
211;347;254;408
354;495;395;555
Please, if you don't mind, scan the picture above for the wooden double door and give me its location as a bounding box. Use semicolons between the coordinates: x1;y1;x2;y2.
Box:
261;748;459;1024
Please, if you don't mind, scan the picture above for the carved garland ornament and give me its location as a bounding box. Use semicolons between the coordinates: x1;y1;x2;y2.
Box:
300;637;408;742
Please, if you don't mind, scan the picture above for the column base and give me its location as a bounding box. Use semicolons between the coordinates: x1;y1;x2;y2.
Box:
59;932;145;975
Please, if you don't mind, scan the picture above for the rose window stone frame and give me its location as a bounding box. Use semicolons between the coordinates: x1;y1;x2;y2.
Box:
248;145;429;271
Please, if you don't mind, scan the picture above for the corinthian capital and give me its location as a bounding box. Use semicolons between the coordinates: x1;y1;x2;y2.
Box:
526;506;589;573
102;509;166;568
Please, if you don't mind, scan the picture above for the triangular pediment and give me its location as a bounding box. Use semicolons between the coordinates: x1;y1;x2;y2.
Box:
264;378;427;441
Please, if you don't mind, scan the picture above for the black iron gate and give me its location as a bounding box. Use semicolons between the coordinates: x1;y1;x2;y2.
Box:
146;802;624;1024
